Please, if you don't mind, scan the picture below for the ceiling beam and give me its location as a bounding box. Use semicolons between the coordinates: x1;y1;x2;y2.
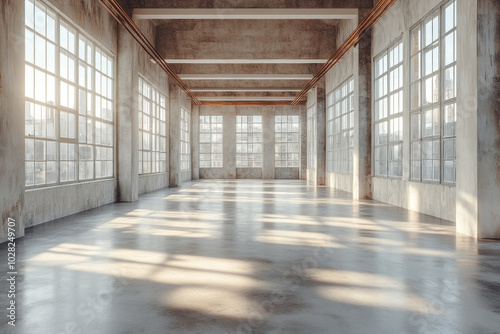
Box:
179;74;313;80
199;97;299;101
165;59;329;64
191;88;302;92
202;101;306;106
133;8;358;20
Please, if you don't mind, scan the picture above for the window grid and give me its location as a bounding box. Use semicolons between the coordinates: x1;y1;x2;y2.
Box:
374;41;404;178
307;106;316;170
25;0;114;188
275;115;300;168
236;115;263;168
181;107;191;171
138;77;167;175
410;0;456;184
326;77;354;173
200;116;223;168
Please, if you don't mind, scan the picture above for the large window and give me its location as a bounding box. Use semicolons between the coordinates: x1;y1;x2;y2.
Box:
25;0;114;187
181;107;191;171
138;77;167;174
326;78;354;173
410;0;456;184
200;115;223;168
275;115;300;168
307;105;316;170
374;41;404;178
236;115;262;168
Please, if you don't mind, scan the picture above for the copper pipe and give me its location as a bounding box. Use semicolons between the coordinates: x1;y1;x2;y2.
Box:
291;0;398;105
99;0;202;105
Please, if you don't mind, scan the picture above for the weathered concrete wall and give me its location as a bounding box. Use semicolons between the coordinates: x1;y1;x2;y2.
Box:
0;0;25;242
170;85;192;187
325;18;356;194
135;20;170;195
138;174;169;195
117;25;139;202
199;105;302;179
24;180;118;227
370;0;456;222
373;178;456;222
21;0;120;230
457;0;500;238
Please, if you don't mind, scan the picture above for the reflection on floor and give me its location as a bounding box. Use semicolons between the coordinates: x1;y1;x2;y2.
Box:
1;180;499;334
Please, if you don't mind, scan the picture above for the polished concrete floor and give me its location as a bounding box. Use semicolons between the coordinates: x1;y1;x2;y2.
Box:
1;180;500;334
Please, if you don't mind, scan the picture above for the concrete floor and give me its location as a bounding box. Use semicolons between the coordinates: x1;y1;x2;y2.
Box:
1;180;499;334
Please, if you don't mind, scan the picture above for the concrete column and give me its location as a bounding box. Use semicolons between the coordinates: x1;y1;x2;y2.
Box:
0;0;25;242
169;83;182;187
299;105;307;180
117;27;139;202
263;107;275;179
191;104;200;180
316;79;327;186
353;16;372;200
457;0;500;239
223;110;237;178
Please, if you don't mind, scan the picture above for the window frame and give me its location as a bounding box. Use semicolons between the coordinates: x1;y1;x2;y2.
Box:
138;76;168;175
199;115;224;169
236;115;263;168
410;0;457;185
180;107;191;172
25;0;115;189
326;77;354;174
373;39;404;179
275;115;300;168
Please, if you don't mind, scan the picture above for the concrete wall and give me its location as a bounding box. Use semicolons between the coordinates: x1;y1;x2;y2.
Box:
325;18;357;194
198;105;303;180
457;0;500;238
136;20;170;195
0;0;25;242
368;0;456;221
23;0;120;228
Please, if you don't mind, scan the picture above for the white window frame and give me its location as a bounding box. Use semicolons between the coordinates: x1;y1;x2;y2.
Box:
373;40;404;178
199;115;223;168
180;107;191;171
236;115;263;168
275;115;300;168
138;76;167;175
410;0;457;184
25;0;115;188
326;77;354;173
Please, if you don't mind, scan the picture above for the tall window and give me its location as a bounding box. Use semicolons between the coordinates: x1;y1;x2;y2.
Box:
181;107;191;171
410;0;456;184
25;0;114;187
236;115;262;168
275;115;300;168
326;78;354;173
307;105;316;170
138;77;167;174
374;41;404;178
200;115;223;168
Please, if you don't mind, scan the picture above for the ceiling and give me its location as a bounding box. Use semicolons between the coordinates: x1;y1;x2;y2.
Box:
121;0;373;105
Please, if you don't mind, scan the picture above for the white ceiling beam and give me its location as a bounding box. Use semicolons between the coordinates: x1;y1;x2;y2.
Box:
179;74;313;80
199;96;297;101
165;59;328;64
191;88;302;92
133;8;358;20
